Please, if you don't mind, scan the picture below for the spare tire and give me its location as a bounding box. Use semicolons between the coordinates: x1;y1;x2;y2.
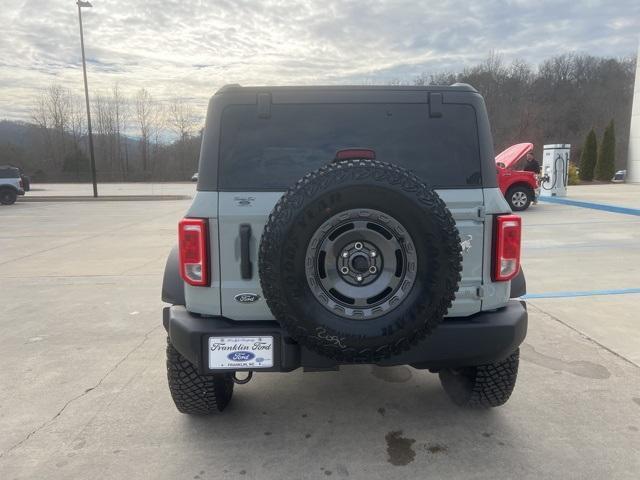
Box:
259;160;462;362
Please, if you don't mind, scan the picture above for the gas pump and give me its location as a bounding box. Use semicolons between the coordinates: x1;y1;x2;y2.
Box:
540;144;570;197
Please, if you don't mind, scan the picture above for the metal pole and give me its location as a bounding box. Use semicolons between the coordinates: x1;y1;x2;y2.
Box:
77;3;98;197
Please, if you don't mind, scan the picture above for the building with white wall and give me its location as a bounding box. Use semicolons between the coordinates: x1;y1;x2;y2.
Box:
628;42;640;183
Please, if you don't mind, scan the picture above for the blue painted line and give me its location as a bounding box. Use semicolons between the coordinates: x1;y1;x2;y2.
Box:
524;241;640;250
538;196;640;216
523;288;640;299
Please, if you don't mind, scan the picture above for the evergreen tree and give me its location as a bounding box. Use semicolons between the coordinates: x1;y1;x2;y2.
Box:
595;120;616;181
578;129;597;181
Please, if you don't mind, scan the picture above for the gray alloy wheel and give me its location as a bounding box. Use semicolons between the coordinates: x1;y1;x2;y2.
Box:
507;186;532;211
305;208;417;319
511;190;528;208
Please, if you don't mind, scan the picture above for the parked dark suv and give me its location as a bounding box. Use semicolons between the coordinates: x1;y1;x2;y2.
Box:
162;84;527;415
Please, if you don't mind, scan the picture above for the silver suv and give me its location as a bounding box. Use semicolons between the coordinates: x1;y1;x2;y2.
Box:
0;166;25;205
162;85;527;414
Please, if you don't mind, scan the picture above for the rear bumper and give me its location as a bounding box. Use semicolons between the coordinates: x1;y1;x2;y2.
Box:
163;300;527;374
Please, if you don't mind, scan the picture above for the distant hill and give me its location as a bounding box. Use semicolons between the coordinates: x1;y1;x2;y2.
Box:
0;120;41;149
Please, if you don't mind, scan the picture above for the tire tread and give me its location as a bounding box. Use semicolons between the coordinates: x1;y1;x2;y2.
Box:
259;159;462;362
166;338;234;415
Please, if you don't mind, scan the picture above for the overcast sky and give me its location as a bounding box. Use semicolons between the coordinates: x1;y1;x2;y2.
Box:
1;0;638;122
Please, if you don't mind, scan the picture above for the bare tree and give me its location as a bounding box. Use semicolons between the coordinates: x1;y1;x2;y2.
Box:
31;85;85;171
168;97;198;142
135;88;154;174
167;97;200;175
111;84;128;178
68;94;86;147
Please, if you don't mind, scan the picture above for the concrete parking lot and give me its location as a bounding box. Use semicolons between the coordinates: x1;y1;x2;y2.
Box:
1;184;639;479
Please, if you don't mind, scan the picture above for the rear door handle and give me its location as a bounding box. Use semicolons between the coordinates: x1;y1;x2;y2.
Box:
239;224;253;279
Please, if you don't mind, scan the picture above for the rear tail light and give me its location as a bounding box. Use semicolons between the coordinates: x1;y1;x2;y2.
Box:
492;214;522;282
178;218;209;286
334;148;376;161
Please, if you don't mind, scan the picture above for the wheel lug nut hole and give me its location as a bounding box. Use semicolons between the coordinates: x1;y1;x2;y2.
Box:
354;242;363;250
369;266;377;274
340;266;349;275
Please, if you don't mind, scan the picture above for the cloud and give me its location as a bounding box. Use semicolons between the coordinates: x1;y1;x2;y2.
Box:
0;0;638;121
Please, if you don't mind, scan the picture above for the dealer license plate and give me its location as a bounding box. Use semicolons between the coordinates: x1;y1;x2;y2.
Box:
208;336;274;369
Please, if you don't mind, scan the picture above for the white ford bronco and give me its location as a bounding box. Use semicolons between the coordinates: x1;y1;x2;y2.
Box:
162;84;527;414
0;166;25;205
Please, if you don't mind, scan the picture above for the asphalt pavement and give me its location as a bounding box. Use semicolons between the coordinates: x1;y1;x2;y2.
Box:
0;183;638;479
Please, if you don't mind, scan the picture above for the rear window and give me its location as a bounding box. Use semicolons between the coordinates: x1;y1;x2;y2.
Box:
219;103;481;190
0;167;20;178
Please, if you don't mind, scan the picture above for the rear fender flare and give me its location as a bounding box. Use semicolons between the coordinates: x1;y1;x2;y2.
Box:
510;267;526;298
162;245;185;305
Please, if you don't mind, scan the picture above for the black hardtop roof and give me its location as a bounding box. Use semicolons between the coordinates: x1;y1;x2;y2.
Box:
215;83;477;95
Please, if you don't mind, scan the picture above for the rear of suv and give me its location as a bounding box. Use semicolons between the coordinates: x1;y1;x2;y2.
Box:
162;84;527;414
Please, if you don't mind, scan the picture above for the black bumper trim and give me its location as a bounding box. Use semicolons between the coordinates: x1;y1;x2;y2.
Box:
163;300;527;374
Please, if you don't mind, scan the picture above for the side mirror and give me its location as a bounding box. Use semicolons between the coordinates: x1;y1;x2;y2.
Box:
496;162;506;169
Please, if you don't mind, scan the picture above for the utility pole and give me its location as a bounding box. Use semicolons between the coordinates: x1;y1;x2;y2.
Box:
77;1;98;197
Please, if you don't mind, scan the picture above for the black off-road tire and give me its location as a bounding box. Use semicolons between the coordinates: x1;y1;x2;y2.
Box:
439;349;520;408
166;338;234;415
0;188;17;205
259;159;462;362
506;185;532;211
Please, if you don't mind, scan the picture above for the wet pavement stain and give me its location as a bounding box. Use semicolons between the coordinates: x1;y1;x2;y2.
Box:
371;365;413;383
520;343;610;379
377;407;386;416
426;443;448;454
385;430;416;466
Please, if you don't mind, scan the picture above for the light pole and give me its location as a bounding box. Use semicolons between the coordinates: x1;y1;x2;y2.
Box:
76;0;98;197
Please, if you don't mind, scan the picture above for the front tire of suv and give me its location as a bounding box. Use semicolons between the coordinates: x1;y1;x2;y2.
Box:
166;338;234;415
0;188;17;205
506;186;532;211
438;349;519;408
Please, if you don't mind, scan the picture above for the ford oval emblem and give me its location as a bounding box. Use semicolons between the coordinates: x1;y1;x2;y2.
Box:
235;293;260;303
227;351;255;361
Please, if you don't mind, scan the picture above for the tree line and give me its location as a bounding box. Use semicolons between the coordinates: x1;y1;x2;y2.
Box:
2;85;203;182
410;52;635;171
0;52;635;182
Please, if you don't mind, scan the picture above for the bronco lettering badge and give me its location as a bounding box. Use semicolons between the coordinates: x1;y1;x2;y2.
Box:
235;293;260;303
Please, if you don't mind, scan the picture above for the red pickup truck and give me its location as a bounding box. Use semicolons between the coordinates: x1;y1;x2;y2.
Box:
496;143;539;211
